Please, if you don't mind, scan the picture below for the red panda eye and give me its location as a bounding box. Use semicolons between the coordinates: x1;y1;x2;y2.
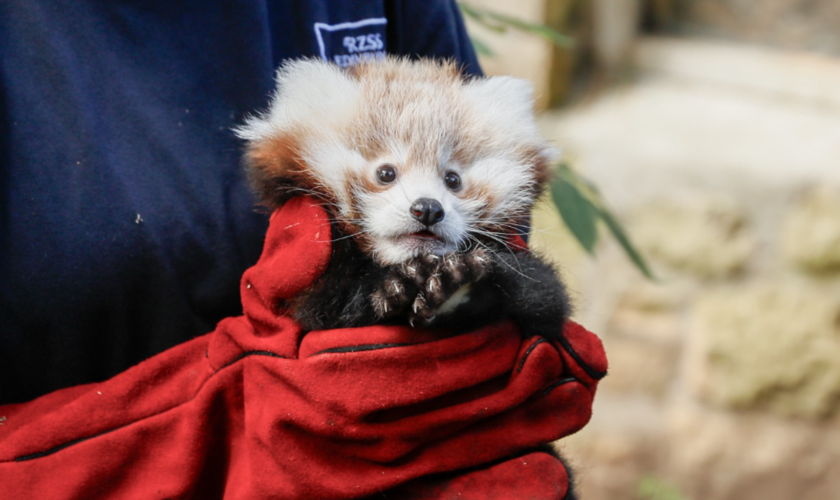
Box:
376;164;397;184
444;171;461;190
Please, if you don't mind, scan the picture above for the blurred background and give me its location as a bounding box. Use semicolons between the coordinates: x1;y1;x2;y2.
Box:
460;1;840;499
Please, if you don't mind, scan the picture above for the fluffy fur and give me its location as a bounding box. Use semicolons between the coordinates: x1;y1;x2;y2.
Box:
237;57;577;499
236;57;571;335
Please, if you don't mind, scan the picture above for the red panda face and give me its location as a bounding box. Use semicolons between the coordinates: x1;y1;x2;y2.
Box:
236;58;556;265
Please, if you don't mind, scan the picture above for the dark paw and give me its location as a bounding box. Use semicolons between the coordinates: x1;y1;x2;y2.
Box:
372;249;492;327
371;269;417;320
421;250;489;307
409;248;492;327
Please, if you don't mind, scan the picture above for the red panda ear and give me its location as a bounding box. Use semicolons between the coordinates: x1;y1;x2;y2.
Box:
462;75;558;200
244;132;311;208
524;143;557;198
236;60;361;144
462;76;537;131
235;59;361;208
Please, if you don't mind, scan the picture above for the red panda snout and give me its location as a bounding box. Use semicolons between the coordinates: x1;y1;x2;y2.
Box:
357;169;468;265
409;198;445;227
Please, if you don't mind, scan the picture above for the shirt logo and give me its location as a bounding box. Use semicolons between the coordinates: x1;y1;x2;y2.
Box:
314;18;387;68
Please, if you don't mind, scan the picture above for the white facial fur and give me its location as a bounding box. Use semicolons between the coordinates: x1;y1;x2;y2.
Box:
358;161;470;263
236;58;557;265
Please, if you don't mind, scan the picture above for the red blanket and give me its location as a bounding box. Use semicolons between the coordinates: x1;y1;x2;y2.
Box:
0;197;607;499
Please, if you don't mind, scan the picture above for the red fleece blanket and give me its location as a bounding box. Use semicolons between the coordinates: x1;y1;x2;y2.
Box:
0;197;607;499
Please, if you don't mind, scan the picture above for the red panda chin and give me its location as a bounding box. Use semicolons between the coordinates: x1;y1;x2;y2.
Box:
406;230;441;241
373;232;458;265
401;233;448;259
396;233;448;256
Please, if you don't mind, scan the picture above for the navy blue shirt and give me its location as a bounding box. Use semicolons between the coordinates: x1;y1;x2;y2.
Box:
0;0;480;404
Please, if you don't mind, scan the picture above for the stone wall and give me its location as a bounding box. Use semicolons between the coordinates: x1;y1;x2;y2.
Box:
529;38;840;500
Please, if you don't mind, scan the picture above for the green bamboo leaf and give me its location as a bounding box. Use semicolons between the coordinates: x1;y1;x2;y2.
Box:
553;163;653;278
458;2;508;33
481;10;575;48
550;176;599;254
457;1;483;21
637;476;690;500
470;36;495;57
594;204;656;280
458;2;574;48
555;162;599;198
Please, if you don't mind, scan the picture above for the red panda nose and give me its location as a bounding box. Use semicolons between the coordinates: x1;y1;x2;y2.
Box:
410;198;445;226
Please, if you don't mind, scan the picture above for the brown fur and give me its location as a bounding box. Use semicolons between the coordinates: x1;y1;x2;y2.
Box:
236;57;557;265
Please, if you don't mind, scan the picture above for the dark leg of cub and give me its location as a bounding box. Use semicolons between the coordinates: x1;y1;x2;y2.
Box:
289;224;389;330
439;248;572;341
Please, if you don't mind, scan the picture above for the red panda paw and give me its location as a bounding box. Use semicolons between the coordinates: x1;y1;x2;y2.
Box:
409;293;437;327
375;249;493;326
462;247;491;281
418;248;493;312
371;270;419;320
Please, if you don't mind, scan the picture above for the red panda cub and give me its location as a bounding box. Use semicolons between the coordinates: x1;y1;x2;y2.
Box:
235;57;571;340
